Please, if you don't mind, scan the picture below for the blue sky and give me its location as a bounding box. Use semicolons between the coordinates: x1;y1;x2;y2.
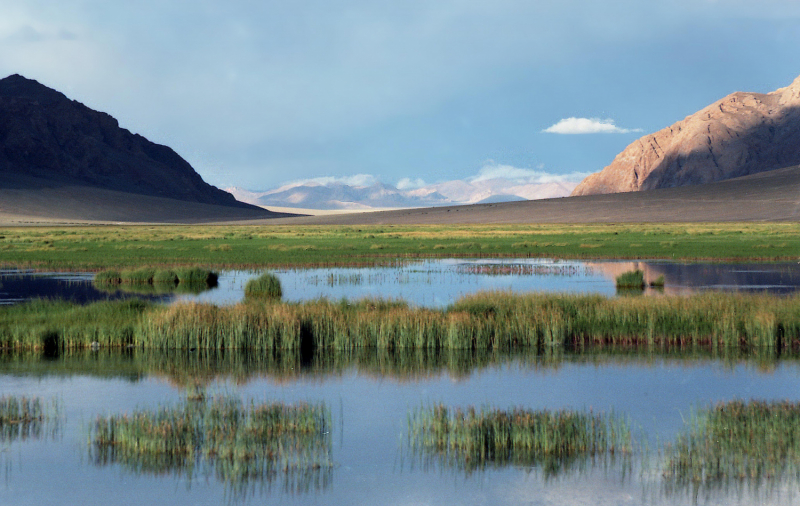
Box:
2;0;799;191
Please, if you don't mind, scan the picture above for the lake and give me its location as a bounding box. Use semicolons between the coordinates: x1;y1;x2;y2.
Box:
3;258;800;307
3;258;800;505
1;349;799;505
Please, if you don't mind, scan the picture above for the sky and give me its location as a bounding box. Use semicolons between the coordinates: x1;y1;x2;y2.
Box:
1;0;800;191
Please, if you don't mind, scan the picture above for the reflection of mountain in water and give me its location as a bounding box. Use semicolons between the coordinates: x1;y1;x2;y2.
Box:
587;262;800;295
0;272;173;305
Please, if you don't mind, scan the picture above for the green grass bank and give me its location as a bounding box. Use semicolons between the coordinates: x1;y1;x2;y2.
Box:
0;222;798;270
2;292;800;352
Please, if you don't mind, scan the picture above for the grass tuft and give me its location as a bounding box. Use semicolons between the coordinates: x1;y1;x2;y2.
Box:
616;270;645;289
409;404;631;475
244;272;283;300
663;400;800;490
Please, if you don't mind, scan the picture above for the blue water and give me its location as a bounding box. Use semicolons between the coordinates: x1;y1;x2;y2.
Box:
1;351;799;506
6;259;800;307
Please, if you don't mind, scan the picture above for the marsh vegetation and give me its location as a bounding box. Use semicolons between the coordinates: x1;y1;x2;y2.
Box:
0;395;59;441
94;267;218;294
663;400;800;491
91;395;332;492
2;292;799;353
408;404;632;475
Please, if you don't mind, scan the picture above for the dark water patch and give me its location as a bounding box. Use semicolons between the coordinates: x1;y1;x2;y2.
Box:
0;270;172;305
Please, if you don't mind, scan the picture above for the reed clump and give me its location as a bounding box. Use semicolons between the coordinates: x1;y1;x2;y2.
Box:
0;395;59;441
663;400;800;488
91;396;331;485
0;298;149;351
244;272;282;300
4;292;800;352
409;404;631;474
615;270;645;289
94;267;218;292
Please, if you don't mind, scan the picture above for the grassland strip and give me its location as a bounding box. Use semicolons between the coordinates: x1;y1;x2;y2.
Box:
0;222;798;270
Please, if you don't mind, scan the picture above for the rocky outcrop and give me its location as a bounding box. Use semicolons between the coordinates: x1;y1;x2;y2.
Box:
0;74;257;209
572;74;800;196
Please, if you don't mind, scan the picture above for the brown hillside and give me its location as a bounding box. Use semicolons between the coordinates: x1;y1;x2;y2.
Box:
572;75;800;196
258;164;800;225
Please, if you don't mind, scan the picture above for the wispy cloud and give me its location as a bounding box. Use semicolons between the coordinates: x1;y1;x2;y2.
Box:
469;161;590;184
542;117;642;134
283;173;378;188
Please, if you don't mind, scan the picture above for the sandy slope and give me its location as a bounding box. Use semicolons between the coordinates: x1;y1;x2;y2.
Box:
0;176;295;225
1;166;798;226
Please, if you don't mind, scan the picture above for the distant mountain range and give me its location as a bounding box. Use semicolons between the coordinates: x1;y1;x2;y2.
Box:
227;178;577;211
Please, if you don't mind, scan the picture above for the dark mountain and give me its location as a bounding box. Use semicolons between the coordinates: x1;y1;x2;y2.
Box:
0;74;257;209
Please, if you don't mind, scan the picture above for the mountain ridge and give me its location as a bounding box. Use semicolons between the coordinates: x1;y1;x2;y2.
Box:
0;73;260;210
572;74;800;196
227;178;577;210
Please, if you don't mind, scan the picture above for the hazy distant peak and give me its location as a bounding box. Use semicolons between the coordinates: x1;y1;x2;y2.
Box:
226;175;578;211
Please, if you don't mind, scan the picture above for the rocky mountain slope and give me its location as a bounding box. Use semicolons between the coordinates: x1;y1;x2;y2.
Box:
0;74;257;209
572;74;800;196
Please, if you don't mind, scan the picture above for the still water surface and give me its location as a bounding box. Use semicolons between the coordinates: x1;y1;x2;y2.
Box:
3;258;800;306
3;259;800;504
1;350;800;505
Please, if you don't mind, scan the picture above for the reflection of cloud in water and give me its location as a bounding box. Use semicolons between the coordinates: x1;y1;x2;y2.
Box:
503;471;638;506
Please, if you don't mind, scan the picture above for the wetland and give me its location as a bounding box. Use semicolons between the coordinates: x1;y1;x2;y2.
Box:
1;223;800;505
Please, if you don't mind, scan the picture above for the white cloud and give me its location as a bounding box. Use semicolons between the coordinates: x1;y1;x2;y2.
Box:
469;161;591;184
396;177;427;190
285;173;378;188
542;117;643;134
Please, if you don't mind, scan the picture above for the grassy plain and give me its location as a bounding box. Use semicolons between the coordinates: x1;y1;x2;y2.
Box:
0;222;798;270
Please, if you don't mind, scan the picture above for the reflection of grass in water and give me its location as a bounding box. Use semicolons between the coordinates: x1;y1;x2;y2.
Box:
663;400;800;493
3;345;796;388
326;273;364;286
409;404;631;477
91;396;331;493
456;264;583;277
0;395;60;442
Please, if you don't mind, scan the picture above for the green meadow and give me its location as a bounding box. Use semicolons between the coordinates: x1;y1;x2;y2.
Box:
0;222;798;269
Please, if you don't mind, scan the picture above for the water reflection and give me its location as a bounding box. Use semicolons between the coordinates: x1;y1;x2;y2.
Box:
5;259;800;308
4;347;800;505
0;346;795;386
